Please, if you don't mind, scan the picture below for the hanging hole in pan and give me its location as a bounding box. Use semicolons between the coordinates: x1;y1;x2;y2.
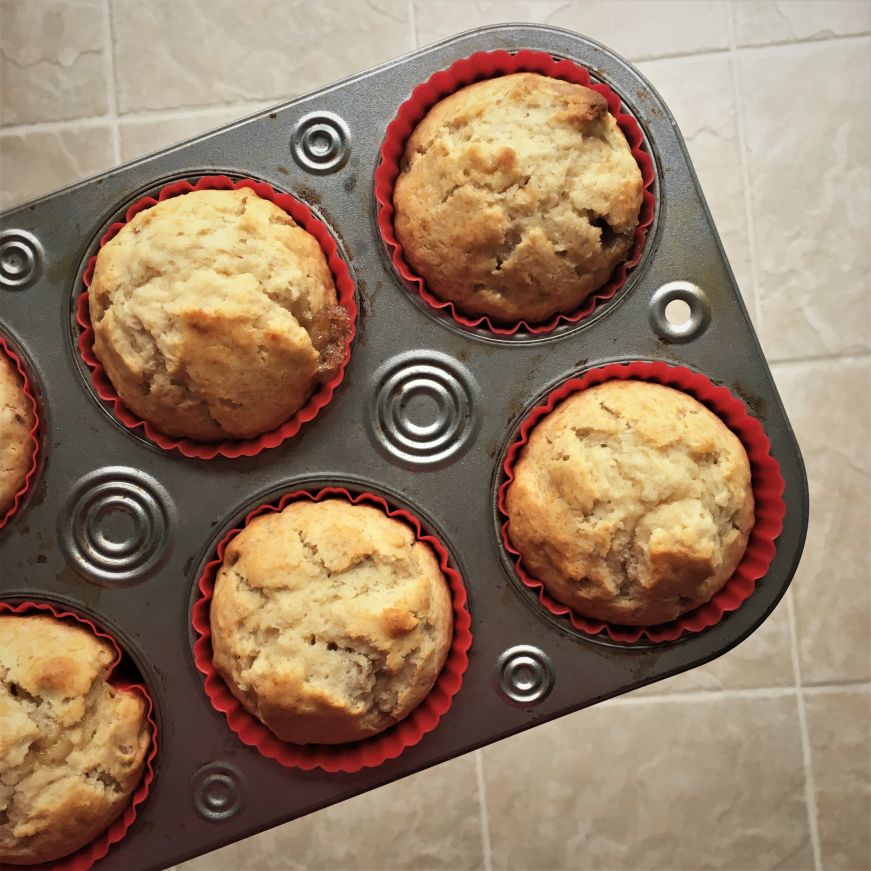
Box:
664;298;691;326
649;281;711;343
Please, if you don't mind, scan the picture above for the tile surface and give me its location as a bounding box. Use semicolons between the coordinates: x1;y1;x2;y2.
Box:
0;126;115;210
174;754;484;870
634;593;793;695
0;0;109;126
118;104;272;162
737;38;871;360
414;0;732;61
773;357;871;685
110;0;412;113
732;0;871;47
413;0;568;45
637;52;755;313
2;4;870;869
806;689;871;871
484;696;811;870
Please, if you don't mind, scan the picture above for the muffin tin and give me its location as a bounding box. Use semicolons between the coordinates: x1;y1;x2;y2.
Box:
0;24;808;871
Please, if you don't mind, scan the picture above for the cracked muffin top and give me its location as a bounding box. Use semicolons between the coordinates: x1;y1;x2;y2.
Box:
393;72;644;324
505;381;754;626
210;499;453;745
0;615;150;866
0;353;34;519
89;188;350;441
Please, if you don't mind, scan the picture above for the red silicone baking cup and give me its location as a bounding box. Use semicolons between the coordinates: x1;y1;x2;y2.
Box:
75;175;357;459
192;487;471;773
498;361;786;643
0;600;157;871
0;334;40;530
375;49;657;335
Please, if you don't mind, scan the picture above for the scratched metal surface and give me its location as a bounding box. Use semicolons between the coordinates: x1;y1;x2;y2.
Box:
0;24;807;870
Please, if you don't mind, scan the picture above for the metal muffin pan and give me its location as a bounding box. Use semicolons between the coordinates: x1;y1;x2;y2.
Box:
0;23;808;871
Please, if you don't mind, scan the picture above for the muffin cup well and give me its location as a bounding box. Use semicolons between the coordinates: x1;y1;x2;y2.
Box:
374;49;657;336
191;486;472;773
0;334;40;531
76;175;357;460
0;600;157;871
498;361;786;644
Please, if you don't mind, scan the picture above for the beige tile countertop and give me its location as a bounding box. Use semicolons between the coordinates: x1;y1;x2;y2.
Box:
1;1;869;869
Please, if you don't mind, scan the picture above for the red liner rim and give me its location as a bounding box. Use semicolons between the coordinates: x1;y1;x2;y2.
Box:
0;600;157;871
0;335;41;530
75;174;357;459
497;361;786;644
374;48;657;336
192;486;472;773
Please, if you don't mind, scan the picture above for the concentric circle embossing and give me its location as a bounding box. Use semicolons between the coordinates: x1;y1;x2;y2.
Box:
649;281;711;343
495;645;554;706
291;111;351;174
191;762;245;822
368;351;480;467
0;230;42;289
59;467;173;586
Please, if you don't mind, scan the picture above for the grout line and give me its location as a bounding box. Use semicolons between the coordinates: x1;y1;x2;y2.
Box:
606;686;799;706
408;0;418;49
115;96;288;122
474;750;493;871
0;101;277;138
802;681;871;695
786;593;824;871
727;4;764;335
629;47;731;64
101;0;121;165
613;681;871;706
769;350;871;368
115;102;277;127
0;116;116;135
735;29;871;52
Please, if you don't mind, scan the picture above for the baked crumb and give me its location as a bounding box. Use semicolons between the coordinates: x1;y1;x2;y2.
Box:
310;304;351;383
0;616;150;865
506;381;754;625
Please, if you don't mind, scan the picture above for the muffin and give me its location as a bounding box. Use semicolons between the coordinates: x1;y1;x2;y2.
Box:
210;499;453;745
506;381;754;626
0;615;151;866
0;353;34;519
89;187;350;441
393;72;644;324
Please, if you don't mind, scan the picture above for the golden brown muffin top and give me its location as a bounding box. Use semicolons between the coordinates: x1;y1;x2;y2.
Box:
211;499;453;745
0;353;34;518
0;615;150;866
394;73;643;324
89;188;348;441
506;381;754;626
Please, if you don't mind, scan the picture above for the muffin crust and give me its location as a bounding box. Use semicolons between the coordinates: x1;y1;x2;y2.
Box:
211;499;453;745
89;188;349;441
0;615;150;866
394;73;644;324
0;353;34;518
506;381;754;625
